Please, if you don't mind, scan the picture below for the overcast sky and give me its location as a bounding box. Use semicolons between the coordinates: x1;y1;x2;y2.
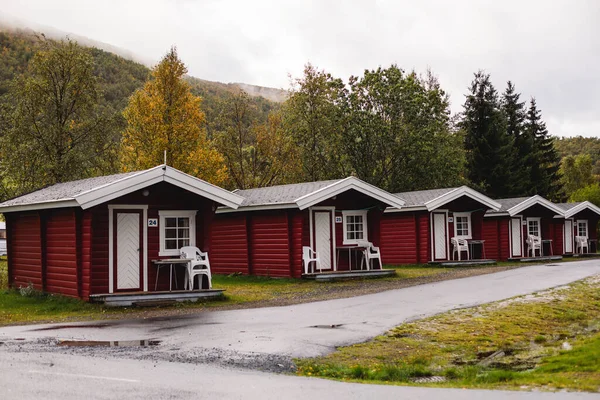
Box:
2;0;599;137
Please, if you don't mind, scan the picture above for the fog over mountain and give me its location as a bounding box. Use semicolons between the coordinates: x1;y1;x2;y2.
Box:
0;13;287;103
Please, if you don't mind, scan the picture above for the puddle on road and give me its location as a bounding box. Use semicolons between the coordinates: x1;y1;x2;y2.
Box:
57;339;161;348
32;323;114;331
310;324;344;329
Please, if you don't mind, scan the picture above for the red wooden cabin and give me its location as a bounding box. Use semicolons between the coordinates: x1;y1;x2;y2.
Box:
380;186;501;264
555;201;600;255
0;166;243;303
210;177;405;277
483;196;565;260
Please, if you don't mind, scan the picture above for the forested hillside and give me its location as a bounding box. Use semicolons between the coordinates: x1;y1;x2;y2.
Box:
0;29;279;137
554;136;600;175
0;27;598;208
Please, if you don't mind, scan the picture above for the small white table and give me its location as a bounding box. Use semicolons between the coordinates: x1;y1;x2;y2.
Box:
336;245;367;271
152;258;193;291
541;239;553;256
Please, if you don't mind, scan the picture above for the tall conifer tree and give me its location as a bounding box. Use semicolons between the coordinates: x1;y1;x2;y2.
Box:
526;98;562;200
461;72;515;198
501;81;531;196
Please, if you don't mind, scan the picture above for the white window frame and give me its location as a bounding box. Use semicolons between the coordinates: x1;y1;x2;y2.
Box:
576;220;588;238
527;217;541;238
342;210;368;245
159;210;197;256
453;212;472;239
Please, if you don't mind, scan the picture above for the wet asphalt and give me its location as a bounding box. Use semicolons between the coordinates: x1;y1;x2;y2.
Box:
0;260;599;398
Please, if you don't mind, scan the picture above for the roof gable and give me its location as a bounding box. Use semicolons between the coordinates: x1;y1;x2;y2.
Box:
294;177;405;210
557;201;600;218
390;186;500;212
0;165;244;212
488;195;564;217
219;177;405;212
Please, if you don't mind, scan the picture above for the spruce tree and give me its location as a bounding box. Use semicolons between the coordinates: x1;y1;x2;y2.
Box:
501;81;531;196
462;71;515;198
525;98;562;200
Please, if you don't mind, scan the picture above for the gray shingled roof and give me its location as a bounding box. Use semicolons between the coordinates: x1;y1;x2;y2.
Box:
0;171;139;207
485;197;530;214
393;188;458;207
234;179;342;207
554;202;583;211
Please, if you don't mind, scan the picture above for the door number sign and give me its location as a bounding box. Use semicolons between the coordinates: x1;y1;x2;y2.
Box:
148;218;158;227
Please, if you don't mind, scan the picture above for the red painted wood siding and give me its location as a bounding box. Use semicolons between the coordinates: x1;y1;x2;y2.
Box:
290;211;304;277
250;212;291;277
553;221;564;255
418;213;430;263
10;213;42;289
90;209;109;295
81;211;92;299
45;210;78;297
484;217;510;261
482;219;500;261
210;214;250;275
380;212;429;265
380;213;418;264
498;219;510;260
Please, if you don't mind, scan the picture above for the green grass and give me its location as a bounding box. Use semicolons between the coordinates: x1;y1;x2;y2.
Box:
295;277;600;392
0;260;449;325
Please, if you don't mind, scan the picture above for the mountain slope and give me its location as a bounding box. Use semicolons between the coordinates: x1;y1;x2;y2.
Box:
0;28;281;137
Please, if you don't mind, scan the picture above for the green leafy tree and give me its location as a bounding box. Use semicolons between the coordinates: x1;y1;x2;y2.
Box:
214;91;299;189
120;47;228;186
461;71;515;198
569;183;600;207
554;136;600;176
501;81;531;196
1;38;117;197
283;63;346;181
341;67;465;191
560;154;595;197
526;98;562;200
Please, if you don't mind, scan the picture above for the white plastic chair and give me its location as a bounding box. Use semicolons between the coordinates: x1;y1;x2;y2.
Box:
575;236;588;254
451;237;470;260
180;246;212;290
360;242;382;270
302;246;321;274
526;235;541;257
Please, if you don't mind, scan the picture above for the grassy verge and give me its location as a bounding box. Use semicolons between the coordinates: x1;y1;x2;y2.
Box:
296;276;600;392
0;261;448;325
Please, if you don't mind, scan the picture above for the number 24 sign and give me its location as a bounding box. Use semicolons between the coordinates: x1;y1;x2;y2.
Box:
147;218;158;227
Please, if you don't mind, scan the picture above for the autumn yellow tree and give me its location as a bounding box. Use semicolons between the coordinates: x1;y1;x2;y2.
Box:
120;47;228;185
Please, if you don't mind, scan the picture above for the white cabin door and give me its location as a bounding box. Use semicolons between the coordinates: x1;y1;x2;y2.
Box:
510;218;522;257
314;211;332;270
433;213;447;261
116;212;141;290
564;219;573;253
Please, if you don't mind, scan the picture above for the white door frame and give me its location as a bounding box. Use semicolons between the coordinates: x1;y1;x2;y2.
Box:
564;218;574;254
509;216;523;258
430;210;449;261
308;206;336;271
108;205;148;293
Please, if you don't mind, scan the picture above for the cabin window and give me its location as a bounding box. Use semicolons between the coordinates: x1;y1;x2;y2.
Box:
159;210;197;256
342;210;368;245
453;212;472;239
577;220;588;238
527;218;541;238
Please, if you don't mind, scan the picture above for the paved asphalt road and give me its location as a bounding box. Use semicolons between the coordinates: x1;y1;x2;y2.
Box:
1;351;598;400
1;260;599;399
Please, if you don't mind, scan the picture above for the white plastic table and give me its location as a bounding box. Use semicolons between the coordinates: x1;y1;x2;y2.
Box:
152;258;193;291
